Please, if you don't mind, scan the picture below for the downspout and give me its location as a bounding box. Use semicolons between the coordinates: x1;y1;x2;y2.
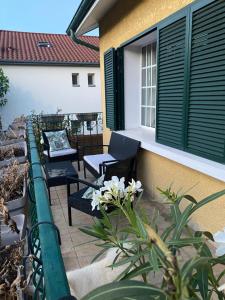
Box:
69;29;99;52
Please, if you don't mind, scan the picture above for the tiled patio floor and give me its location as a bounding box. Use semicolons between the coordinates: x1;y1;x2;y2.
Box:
49;162;221;293
49;162;180;273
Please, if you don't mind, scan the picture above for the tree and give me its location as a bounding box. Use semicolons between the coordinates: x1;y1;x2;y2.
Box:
0;68;9;107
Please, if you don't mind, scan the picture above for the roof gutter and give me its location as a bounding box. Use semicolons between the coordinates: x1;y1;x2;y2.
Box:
66;0;99;51
69;29;99;52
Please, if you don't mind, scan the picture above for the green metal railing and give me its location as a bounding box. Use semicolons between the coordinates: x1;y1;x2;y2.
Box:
27;120;72;300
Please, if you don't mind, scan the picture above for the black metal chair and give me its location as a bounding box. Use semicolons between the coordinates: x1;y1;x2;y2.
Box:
67;157;136;225
42;128;80;171
83;132;140;179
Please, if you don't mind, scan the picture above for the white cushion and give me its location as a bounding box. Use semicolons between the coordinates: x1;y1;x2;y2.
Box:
45;130;71;151
83;153;115;173
43;148;77;158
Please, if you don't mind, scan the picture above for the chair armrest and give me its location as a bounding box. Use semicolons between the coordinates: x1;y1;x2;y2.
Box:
99;159;119;175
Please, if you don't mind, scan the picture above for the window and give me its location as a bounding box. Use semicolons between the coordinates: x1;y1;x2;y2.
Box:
37;41;52;48
88;73;95;86
72;73;79;86
141;43;156;128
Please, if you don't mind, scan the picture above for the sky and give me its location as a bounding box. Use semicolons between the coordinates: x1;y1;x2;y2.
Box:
0;0;99;36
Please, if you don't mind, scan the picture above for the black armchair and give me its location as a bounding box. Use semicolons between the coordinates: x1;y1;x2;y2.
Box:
83;132;140;179
67;157;136;225
42;128;80;171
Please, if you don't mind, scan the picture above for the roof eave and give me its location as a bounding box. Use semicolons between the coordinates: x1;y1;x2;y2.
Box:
67;0;118;36
66;0;96;35
0;60;100;67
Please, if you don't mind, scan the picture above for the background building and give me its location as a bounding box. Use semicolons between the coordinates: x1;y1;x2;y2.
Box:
0;30;100;128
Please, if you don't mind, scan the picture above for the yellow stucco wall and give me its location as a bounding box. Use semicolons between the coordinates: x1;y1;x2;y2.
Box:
98;0;225;233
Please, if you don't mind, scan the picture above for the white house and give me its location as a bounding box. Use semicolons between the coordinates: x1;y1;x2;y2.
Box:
0;30;100;128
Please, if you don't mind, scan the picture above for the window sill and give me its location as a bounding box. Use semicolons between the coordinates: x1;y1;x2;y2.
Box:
119;128;225;183
72;85;80;87
88;85;96;87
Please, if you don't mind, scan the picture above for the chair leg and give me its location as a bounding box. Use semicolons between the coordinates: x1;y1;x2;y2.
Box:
77;158;80;171
77;182;79;191
68;205;72;226
83;164;87;178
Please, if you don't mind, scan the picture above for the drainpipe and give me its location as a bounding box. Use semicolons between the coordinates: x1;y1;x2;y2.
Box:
69;29;99;52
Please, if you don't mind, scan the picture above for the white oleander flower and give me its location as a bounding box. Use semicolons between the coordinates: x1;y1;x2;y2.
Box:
126;179;143;194
213;227;225;256
91;177;143;211
218;283;225;292
91;190;102;211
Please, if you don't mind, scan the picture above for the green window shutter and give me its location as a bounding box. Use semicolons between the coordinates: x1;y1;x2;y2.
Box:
104;48;117;130
156;14;188;149
187;0;225;163
116;47;125;130
104;47;125;131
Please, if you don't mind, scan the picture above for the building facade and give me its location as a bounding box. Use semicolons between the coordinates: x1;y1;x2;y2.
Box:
0;30;100;127
68;0;225;233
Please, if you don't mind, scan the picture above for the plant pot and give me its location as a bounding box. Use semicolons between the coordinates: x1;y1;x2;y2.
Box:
1;214;26;247
6;178;27;216
0;141;27;168
76;113;98;122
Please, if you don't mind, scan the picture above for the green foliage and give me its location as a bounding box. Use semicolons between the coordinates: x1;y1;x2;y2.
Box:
80;187;225;300
0;68;9;107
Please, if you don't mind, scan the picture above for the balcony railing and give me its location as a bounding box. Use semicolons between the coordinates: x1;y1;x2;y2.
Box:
32;112;103;160
27;120;74;300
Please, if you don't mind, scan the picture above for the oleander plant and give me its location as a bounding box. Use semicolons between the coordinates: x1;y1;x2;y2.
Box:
80;177;225;300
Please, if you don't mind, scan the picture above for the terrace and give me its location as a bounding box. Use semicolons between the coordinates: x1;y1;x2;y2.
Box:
1;113;224;300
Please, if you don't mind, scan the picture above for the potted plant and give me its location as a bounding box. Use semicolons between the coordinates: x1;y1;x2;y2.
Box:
77;177;225;300
0;161;28;216
0;141;27;168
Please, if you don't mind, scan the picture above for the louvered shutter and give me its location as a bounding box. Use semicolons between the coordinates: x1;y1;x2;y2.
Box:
156;15;187;149
104;48;117;130
104;47;124;131
187;0;225;163
116;47;125;130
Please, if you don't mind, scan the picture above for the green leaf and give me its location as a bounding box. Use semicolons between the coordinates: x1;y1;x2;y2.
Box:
181;257;210;281
79;227;106;240
173;203;193;240
196;264;209;299
183;195;197;204
121;263;154;280
149;246;159;272
91;247;109;263
190;189;225;215
167;237;203;247
82;280;167;300
161;224;175;241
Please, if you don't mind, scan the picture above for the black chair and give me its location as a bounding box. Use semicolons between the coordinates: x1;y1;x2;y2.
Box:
67;157;135;225
83;132;140;179
42;128;80;171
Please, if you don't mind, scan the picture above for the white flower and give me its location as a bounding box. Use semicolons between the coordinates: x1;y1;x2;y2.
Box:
213;227;225;256
218;283;225;292
91;190;102;211
91;177;143;210
126;179;143;194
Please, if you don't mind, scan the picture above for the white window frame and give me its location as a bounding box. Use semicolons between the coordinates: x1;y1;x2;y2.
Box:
88;73;95;87
140;43;157;130
72;73;80;87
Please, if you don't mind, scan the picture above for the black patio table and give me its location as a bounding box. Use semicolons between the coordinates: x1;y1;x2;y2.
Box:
44;161;79;205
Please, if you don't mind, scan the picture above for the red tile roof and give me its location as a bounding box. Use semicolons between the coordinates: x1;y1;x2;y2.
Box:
0;30;99;65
